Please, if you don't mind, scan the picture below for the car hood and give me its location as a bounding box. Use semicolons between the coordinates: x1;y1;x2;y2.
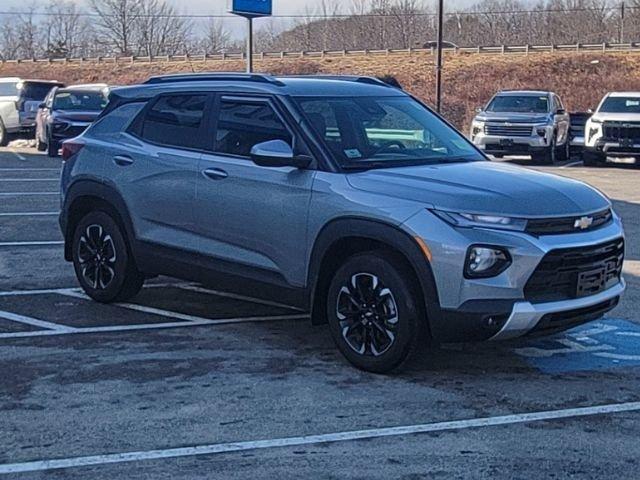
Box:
346;161;610;217
475;111;551;123
52;110;100;122
591;113;640;123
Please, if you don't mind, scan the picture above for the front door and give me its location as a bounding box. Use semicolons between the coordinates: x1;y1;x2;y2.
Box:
195;95;316;287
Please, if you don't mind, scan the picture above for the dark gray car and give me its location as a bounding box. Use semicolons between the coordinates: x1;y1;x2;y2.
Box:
58;74;625;373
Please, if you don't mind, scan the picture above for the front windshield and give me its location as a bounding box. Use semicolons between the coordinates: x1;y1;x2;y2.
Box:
53;91;108;111
486;95;549;113
295;96;483;168
599;97;640;114
0;82;18;97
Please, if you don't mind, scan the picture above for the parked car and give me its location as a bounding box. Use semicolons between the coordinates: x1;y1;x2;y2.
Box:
59;74;625;373
0;77;64;146
470;90;571;164
583;92;640;166
35;84;109;157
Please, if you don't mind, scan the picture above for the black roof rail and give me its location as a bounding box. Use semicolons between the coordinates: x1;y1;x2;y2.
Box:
143;72;285;86
283;75;391;87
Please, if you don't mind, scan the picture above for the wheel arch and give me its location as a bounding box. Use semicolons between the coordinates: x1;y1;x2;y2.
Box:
62;180;136;262
307;217;441;335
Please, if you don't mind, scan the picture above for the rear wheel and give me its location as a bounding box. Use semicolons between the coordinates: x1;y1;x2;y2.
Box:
72;211;144;303
326;251;424;373
0;118;8;147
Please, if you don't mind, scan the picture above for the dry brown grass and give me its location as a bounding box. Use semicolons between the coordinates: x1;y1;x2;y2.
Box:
2;51;640;129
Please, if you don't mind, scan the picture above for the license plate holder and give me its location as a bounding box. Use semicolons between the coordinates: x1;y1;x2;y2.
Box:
500;138;514;147
576;267;606;297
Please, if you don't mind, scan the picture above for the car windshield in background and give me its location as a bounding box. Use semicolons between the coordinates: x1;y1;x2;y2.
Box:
53;91;108;111
20;83;58;101
0;82;18;96
486;95;549;113
599;97;640;114
296;96;483;169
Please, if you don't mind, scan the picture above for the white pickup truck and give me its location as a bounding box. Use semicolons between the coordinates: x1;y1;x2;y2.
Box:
0;77;64;146
583;92;640;166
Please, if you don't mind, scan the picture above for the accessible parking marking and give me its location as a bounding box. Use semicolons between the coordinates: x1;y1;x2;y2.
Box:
516;319;640;373
0;401;638;474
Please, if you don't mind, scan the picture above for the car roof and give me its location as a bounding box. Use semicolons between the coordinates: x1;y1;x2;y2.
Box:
0;77;21;83
111;73;406;100
606;92;640;98
57;85;108;94
496;90;552;96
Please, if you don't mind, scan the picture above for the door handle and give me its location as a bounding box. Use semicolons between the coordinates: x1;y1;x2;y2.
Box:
203;168;228;180
113;155;134;166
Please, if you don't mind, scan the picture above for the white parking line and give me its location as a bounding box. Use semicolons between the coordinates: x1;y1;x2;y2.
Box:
0;282;194;297
9;148;26;161
560;160;583;168
177;284;303;311
0;192;58;196
0;401;638;474
57;289;309;324
0;168;60;171
0;211;59;217
0;241;64;247
0;310;74;332
0;178;59;182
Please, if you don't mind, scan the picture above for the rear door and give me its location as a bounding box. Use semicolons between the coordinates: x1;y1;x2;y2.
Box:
107;93;211;252
194;94;316;287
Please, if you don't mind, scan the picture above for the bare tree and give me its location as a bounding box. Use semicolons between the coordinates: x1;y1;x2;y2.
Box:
90;0;142;55
201;18;231;53
135;0;191;56
42;0;91;58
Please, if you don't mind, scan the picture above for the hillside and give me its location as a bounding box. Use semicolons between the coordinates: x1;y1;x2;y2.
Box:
2;51;640;129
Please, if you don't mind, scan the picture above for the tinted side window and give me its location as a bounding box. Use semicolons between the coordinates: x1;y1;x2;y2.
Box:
142;94;207;149
215;100;292;157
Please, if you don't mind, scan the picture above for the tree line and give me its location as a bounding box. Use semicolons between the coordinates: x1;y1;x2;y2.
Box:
0;0;638;61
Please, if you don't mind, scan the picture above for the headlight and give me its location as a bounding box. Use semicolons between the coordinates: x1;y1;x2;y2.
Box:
465;245;511;278
471;120;484;136
590;117;603;124
431;209;527;232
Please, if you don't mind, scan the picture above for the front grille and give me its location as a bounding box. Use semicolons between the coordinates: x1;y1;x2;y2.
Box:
603;121;640;141
484;123;533;137
524;238;624;303
526;209;613;236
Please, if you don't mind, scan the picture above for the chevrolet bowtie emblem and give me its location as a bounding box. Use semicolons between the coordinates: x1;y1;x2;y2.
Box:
574;216;594;230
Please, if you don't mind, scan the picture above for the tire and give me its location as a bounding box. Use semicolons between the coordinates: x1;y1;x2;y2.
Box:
0;118;9;147
533;140;557;165
47;137;59;157
557;139;570;162
583;150;605;167
326;250;425;373
72;211;144;303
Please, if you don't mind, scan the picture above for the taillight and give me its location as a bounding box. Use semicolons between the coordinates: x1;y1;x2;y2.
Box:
61;140;85;161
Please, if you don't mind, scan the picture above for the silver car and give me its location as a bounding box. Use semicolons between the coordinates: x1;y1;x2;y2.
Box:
59;74;625;373
470;90;571;164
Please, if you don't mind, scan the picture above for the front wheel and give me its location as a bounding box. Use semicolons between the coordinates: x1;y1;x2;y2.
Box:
326;251;424;373
72;211;144;303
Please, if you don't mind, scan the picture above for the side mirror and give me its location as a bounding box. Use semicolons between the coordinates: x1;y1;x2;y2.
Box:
587;108;594;114
556;108;566;115
250;140;311;169
39;102;47;109
475;107;483;113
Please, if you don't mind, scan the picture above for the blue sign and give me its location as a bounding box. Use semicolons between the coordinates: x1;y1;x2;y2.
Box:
515;318;640;374
231;0;272;17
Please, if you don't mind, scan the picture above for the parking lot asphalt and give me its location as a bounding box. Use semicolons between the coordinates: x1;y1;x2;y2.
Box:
0;147;639;479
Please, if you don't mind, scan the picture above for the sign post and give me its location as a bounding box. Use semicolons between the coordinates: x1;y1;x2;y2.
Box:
229;0;273;73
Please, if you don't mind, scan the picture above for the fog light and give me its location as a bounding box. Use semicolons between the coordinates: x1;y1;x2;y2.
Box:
465;246;511;278
536;128;547;137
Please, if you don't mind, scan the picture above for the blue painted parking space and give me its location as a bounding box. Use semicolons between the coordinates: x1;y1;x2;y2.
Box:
515;319;640;373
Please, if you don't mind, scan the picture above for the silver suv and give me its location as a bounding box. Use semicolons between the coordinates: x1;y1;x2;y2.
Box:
471;90;571;164
59;74;625;373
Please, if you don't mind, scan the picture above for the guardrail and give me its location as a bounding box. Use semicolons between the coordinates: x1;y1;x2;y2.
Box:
2;41;640;65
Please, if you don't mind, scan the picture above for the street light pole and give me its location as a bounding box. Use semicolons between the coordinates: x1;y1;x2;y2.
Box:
246;16;253;73
435;0;444;113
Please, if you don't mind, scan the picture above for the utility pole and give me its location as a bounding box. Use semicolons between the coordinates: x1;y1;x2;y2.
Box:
246;16;254;73
620;1;625;44
435;0;444;113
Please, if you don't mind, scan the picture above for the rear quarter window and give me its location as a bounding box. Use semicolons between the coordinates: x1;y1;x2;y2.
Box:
87;102;146;138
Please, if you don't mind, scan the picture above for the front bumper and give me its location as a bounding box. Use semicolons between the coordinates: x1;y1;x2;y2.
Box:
585;140;640;158
490;280;624;340
471;129;552;155
402;209;625;343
